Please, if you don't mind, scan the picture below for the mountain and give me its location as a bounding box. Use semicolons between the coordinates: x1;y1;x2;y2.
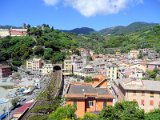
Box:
99;22;158;35
61;27;95;35
0;25;21;29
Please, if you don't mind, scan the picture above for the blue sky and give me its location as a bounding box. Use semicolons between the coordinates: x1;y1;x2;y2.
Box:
0;0;160;30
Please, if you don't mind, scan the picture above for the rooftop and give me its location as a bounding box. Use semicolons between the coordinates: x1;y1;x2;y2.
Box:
115;78;160;92
66;83;113;99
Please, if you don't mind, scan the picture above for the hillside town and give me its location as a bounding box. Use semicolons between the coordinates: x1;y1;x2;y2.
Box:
0;44;160;119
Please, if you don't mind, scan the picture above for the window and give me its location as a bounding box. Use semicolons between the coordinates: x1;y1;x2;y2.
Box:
150;100;154;106
88;101;94;107
150;92;154;98
141;100;144;106
103;101;107;108
74;100;77;109
141;91;145;96
133;91;136;96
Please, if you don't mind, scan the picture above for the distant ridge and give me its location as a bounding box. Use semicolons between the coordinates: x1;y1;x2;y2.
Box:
61;27;95;35
99;22;158;35
0;25;21;29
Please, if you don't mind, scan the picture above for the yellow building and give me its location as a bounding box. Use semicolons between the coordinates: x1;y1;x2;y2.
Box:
26;57;43;72
129;50;140;59
63;59;73;75
106;63;118;81
115;50;121;55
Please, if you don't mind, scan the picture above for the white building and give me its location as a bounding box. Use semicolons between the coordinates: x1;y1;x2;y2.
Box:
0;29;10;37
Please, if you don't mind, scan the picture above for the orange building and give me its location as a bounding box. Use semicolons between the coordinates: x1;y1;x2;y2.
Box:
65;75;113;118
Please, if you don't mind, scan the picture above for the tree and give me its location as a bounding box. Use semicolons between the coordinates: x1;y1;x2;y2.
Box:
49;105;76;120
145;109;160;120
146;70;157;79
51;52;65;63
82;113;98;120
99;106;119;120
34;45;44;56
11;98;19;107
99;101;144;120
44;48;53;60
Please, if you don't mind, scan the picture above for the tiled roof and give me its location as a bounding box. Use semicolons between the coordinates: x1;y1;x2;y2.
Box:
115;78;160;92
66;84;113;99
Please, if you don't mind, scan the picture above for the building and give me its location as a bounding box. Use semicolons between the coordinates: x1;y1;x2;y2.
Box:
65;76;113;118
106;63;118;81
0;28;27;37
112;78;160;112
41;63;53;75
10;29;27;36
26;58;43;73
0;64;12;79
0;29;10;37
146;61;160;70
130;63;146;72
63;59;73;76
128;50;140;59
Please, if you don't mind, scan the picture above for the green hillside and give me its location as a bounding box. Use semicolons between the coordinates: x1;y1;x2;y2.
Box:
0;25;79;66
0;23;160;66
99;22;158;35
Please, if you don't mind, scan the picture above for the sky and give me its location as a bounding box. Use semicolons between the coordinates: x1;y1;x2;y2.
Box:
0;0;160;30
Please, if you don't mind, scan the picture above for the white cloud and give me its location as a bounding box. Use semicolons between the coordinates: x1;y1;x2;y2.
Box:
43;0;143;16
65;0;143;17
43;0;60;5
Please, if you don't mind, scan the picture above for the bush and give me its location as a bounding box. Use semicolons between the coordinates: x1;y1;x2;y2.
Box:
84;76;93;83
11;98;19;107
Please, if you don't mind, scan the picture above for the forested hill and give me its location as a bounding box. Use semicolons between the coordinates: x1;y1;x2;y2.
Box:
0;25;79;66
61;27;95;35
0;23;160;66
0;25;21;29
99;22;158;35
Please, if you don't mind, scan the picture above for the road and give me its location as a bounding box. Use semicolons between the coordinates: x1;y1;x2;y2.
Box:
20;70;62;120
4;75;48;120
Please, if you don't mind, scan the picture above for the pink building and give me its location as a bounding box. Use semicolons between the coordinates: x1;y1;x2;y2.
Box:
10;29;27;36
146;61;160;70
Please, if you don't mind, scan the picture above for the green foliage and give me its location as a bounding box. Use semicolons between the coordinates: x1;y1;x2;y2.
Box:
99;101;144;120
84;76;93;83
0;25;79;66
49;105;76;120
33;45;44;56
146;69;159;79
43;48;53;60
11;98;19;107
51;52;66;63
99;106;119;120
145;109;160;120
155;77;160;81
12;59;22;66
82;113;99;120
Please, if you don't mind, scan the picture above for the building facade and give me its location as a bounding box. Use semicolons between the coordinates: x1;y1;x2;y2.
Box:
63;59;73;76
112;78;160;112
0;64;12;79
65;76;113;118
